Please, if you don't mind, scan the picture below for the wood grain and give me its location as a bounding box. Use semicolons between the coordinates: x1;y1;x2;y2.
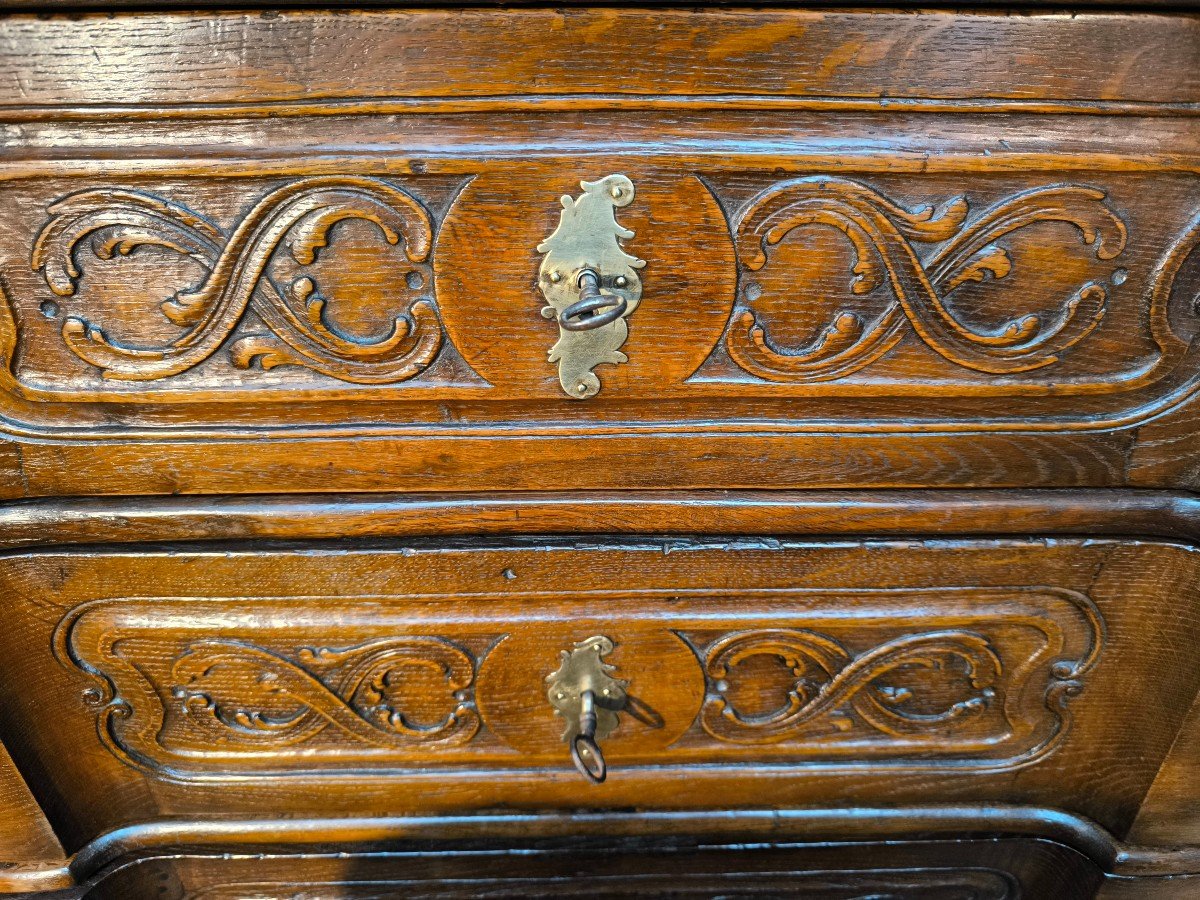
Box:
0;6;1197;899
0;10;1195;110
0;11;1192;492
0;535;1190;850
79;839;1101;899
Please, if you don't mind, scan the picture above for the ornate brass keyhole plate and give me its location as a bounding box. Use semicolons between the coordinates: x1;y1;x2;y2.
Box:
536;174;646;399
546;635;628;782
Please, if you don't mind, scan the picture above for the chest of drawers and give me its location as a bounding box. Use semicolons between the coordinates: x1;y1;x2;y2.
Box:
0;4;1196;897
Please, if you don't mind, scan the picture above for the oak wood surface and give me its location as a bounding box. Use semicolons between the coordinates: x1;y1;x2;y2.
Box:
1127;687;1200;849
78;839;1103;899
0;10;1193;494
0;6;1197;899
0;535;1182;846
0;488;1195;550
0;10;1195;109
0;742;66;893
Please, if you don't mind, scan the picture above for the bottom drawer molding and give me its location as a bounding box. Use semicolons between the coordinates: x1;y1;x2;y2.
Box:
0;537;1193;840
79;839;1103;900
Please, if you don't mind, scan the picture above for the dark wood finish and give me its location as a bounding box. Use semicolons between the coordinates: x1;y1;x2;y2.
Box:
1128;688;1200;850
79;839;1103;899
2;10;1196;109
0;743;68;893
1100;874;1200;898
0;488;1198;550
0;6;1197;899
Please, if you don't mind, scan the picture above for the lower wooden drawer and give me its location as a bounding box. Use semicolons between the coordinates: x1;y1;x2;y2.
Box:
81;838;1103;899
0;536;1197;849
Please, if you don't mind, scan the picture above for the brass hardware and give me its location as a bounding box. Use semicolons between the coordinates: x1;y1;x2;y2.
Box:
546;635;628;783
537;174;646;399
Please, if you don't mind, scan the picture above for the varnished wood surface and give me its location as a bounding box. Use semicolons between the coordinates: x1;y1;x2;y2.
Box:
0;535;1182;846
0;493;1195;896
0;5;1197;899
22;804;1200;886
76;839;1102;899
0;10;1195;109
1127;688;1200;850
0;740;62;865
0;488;1198;550
0;10;1191;494
1099;874;1200;898
0;743;66;893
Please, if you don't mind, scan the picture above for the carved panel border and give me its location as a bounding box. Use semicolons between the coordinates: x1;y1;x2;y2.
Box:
0;171;1193;437
54;586;1104;781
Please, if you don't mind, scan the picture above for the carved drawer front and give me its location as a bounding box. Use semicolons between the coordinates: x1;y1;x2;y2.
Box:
0;536;1195;845
6;167;1196;421
0;10;1198;495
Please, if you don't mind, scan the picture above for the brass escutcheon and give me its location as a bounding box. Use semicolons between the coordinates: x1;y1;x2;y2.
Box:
545;635;628;782
536;175;646;399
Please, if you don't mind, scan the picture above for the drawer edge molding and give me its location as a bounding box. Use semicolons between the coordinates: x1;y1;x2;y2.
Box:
0;489;1199;552
55;806;1144;883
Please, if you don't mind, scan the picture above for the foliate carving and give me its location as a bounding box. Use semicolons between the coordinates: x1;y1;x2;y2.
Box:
700;628;1001;744
58;584;1103;779
689;586;1103;766
57;604;489;777
3;171;1193;427
727;177;1128;381
30;177;443;383
171;638;479;749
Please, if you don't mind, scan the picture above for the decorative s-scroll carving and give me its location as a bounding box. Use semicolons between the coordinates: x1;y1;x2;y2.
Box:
57;583;1103;779
727;178;1128;381
1161;213;1200;346
30;177;443;383
56;601;492;777
171;638;479;749
700;628;1001;744
690;587;1103;765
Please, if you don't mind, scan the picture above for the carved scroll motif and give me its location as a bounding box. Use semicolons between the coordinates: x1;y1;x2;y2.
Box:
728;178;1128;381
170;638;480;749
30;177;443;383
61;626;485;775
698;612;1101;756
701;628;1001;743
58;584;1103;779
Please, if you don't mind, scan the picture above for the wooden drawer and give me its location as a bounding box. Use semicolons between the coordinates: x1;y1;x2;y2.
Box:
81;839;1104;899
1;534;1196;850
0;9;1195;496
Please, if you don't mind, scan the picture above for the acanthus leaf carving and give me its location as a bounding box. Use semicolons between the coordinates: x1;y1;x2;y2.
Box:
726;178;1128;381
30;177;444;384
